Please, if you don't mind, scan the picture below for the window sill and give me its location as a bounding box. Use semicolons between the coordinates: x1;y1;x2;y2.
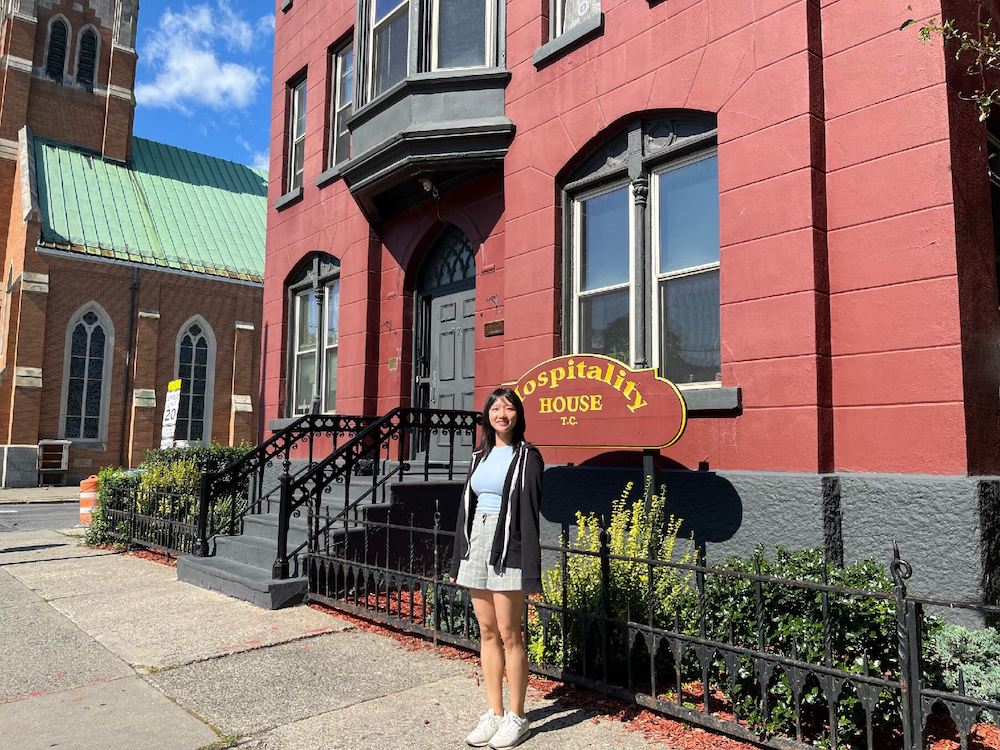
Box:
682;386;742;415
269;417;301;431
281;0;292;11
274;186;303;211
533;14;604;69
316;165;342;188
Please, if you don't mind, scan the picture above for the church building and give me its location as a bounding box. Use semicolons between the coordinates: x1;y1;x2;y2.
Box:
0;0;266;486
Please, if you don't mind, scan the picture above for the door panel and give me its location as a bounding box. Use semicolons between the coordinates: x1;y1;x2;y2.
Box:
429;287;476;459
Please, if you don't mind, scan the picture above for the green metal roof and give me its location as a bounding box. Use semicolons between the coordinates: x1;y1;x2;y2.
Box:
33;135;267;282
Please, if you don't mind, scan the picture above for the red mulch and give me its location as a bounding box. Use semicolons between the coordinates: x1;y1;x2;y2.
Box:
926;714;1000;750
92;543;177;568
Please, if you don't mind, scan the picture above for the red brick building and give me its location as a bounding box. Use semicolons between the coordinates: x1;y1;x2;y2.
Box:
0;1;266;486
263;0;1000;597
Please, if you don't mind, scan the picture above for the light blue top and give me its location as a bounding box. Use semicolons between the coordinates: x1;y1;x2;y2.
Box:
470;445;515;515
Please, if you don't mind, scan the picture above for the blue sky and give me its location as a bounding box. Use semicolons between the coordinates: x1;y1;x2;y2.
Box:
132;0;275;170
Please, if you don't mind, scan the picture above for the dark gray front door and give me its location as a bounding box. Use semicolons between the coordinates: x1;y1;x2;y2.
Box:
429;288;475;459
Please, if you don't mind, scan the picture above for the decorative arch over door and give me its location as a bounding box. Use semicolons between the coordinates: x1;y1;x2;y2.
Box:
413;226;477;456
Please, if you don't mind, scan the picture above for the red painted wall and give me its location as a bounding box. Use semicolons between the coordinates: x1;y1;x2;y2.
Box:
265;0;999;476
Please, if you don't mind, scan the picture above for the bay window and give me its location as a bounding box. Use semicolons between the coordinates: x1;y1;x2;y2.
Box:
371;0;408;97
433;0;492;70
565;115;720;386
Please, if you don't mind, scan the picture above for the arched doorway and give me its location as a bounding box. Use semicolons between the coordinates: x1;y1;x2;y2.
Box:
414;226;476;458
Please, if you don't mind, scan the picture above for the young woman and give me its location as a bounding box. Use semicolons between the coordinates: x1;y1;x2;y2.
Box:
450;387;544;749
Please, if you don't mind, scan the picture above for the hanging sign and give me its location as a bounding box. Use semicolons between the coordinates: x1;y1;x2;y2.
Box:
160;379;183;449
505;354;687;449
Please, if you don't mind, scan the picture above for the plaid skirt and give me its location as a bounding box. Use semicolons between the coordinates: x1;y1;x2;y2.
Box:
455;512;527;592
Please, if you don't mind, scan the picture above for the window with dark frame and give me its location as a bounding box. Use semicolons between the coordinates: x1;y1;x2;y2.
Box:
329;41;354;166
77;28;98;91
288;255;341;415
46;18;69;82
286;76;308;193
64;309;107;440
175;320;214;444
566;116;720;386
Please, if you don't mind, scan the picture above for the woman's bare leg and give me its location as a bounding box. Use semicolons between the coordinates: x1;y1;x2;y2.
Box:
471;588;505;715
493;590;528;717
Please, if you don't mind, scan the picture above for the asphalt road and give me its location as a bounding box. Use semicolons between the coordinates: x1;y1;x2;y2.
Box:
0;502;80;532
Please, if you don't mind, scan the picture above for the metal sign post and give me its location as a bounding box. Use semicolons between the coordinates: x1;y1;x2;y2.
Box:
160;379;182;449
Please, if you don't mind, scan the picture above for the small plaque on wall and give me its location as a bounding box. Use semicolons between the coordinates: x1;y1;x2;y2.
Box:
484;320;504;337
387;357;399;371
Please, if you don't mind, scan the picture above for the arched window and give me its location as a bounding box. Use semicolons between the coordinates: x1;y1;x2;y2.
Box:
564;113;720;384
61;303;113;441
174;317;216;444
45;17;69;83
76;26;98;90
286;254;340;415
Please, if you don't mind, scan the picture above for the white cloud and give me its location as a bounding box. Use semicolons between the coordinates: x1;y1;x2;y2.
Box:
250;151;270;171
135;0;272;112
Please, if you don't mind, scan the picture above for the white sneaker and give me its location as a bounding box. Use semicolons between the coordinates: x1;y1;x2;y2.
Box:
465;709;503;747
489;712;530;749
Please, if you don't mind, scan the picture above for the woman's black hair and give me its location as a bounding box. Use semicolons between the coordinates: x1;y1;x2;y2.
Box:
478;387;526;455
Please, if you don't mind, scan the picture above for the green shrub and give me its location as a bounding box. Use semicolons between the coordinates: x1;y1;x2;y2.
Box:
82;465;136;547
702;547;909;746
527;481;696;675
926;622;1000;721
141;442;251;475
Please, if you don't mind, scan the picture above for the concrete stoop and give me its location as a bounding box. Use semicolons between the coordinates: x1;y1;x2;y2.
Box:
177;555;308;610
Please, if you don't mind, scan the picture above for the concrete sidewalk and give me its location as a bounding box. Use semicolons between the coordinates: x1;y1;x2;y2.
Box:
1;528;673;750
0;485;80;504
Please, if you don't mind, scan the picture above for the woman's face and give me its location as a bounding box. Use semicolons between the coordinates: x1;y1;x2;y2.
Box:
489;396;518;440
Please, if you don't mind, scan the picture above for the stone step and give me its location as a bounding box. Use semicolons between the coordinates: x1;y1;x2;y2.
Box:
176;555;307;610
214;534;285;569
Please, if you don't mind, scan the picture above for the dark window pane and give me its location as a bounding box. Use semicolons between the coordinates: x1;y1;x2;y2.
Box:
90;326;105;357
180;340;193;361
71;325;88;356
339;49;354;107
67;379;84;416
660;270;720;384
83;417;99;439
88;357;103;379
579;288;629;363
191;395;205;420
192;376;207;396
70;355;86;378
658;156;720;273
178;394;189;420
179;363;191;383
83;311;98;326
190;420;204;441
334;123;350;165
581;186;629;291
85;379;102;416
324;347;337;411
195;340;208;365
77;29;97;88
374;7;408;96
193;364;207;384
65;417;81;438
326;281;340;345
375;0;403;21
190;324;202;337
46;19;67;81
437;0;486;69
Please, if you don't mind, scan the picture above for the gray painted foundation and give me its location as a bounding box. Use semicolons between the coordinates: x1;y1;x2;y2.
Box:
1;446;37;488
536;466;999;606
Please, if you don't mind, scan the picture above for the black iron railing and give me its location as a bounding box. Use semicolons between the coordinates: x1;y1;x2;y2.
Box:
307;510;1000;750
103;481;199;555
193;414;376;556
270;407;480;580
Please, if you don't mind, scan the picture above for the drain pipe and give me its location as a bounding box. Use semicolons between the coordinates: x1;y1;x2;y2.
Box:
118;267;139;468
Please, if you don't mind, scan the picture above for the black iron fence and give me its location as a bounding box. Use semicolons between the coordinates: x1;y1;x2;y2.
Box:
306;509;1000;750
102;481;199;555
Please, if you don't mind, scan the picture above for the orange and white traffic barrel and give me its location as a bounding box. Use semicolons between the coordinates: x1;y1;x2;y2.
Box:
79;475;99;525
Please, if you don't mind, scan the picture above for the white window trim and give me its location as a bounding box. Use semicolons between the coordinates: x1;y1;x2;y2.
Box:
286;78;307;193
429;0;495;72
43;14;72;82
570;177;635;365
649;148;720;386
173;315;217;446
367;0;409;101
58;301;114;445
329;41;353;167
291;288;320;415
321;279;340;412
74;24;101;88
